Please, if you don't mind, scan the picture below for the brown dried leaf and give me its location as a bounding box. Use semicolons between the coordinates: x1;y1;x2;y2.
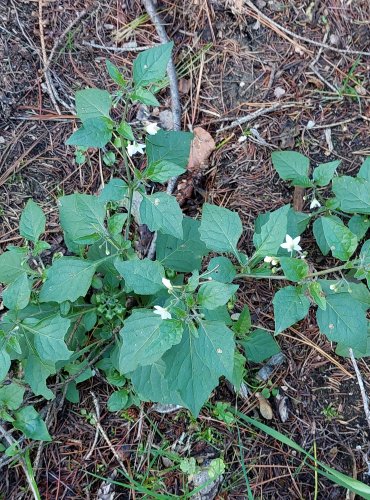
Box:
188;127;216;174
256;392;273;420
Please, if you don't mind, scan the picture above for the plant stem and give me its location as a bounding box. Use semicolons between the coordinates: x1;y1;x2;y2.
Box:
235;263;351;282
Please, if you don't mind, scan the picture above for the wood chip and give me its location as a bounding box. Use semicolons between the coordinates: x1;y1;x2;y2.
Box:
187;127;216;173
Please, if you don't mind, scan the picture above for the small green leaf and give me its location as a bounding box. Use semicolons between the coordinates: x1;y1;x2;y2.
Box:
271;151;311;186
312;160;340;186
105;60;126;86
197;282;238;310
19;200;46;243
253;204;290;258
66;117;112;148
24;355;55;400
130;87;160;106
99;178;128;203
279;257;309;282
144;160;185;183
200;203;242;256
133;42;173;86
273;286;310;334
358;157;370;182
232;305;252;335
140;192;183;239
114;258;165;295
107;390;129;412
14;406;51;441
2;273;31;310
332;176;370;214
0;349;11;382
313;216;357;261
308;281;326;310
207;256;236;283
0;251;30;285
0;384;25;410
229;351;246;390
117;121;135;141
103;151;116;166
108;213;127;235
348;215;370;240
75;88;112;122
146;129;193;168
241;329;281;363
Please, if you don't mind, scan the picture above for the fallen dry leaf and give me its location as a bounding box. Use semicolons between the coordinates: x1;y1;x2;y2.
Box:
256;392;273;420
187;127;216;174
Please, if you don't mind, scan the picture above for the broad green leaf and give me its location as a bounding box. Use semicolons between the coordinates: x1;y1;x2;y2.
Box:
286;208;310;238
0;251;30;285
199;203;242;256
146;129;193;168
279;257;309;282
202;305;233;326
105;60;126;86
308;281;326;310
312;160;340;186
59;193;106;244
24;355;55;400
21;314;72;365
114;258;165;295
107;390;129;412
313;216;357;261
133;42;173;86
66;116;112;148
332;176;370;214
0;349;11;382
232;305;252;335
273;286;310;334
75;88;112;121
316;292;367;351
117;121;135;141
156;217;208;272
229;351;246;390
99;178;128;203
14;406;51;441
253;204;290;258
130;360;184;406
241;329;280;363
358;157;370;182
19;199;46;242
118;310;183;373
197;282;238;310
0;384;25;410
271;151;311;186
348;215;370;240
163;321;235;415
207;256;236;283
39;258;97;303
144;160;185;183
2;273;31;310
108;213;127;235
130;87;160;106
140;192;183;238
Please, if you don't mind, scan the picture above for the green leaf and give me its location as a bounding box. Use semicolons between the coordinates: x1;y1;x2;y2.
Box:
21;314;72;365
232;305;252;335
229;351;246;390
130;87;160;106
75;88;112;122
207;256;236;283
308;281;326;310
103;151;116;166
108;213;127;235
146;129;193;168
117;121;135;141
39;258;97;303
0;349;11;382
312;160;340;186
0;384;25;410
332;176;370;214
199;203;242;256
286;208;310;238
59;193;106;244
197;282;238;310
279;257;309;282
24;355;55;400
14;406;51;441
163;321;235;415
133;42;173;86
348;215;370;240
316;292;367;351
336;326;370;359
144;160;185;184
99;178;128;203
105;60;126;86
358;157;370;182
0;251;30;285
118;310;183;373
114;258;165;295
253;204;290;258
19;200;46;242
156;217;208;272
2;273;31;310
107;390;129;412
66;117;112;148
271;151;311;186
140;192;183;239
313;216;357;261
241;329;280;363
273;286;310;334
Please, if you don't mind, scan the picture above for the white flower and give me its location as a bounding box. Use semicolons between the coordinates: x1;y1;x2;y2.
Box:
144;122;160;135
264;256;274;263
310;198;321;209
238;135;247;143
271;259;279;266
162;278;173;290
280;234;302;253
153;305;172;320
127;141;145;156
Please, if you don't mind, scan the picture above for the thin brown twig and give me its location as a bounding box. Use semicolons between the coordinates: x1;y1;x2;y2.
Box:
81;40;154;52
349;349;370;431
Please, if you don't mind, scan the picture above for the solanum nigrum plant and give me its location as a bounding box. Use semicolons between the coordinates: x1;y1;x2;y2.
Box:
0;42;369;447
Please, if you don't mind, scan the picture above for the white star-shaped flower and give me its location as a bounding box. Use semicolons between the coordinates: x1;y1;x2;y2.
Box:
162;278;173;290
127;141;145;157
280;234;302;253
153;305;172;320
264;256;274;263
310;198;321;209
144;122;160;135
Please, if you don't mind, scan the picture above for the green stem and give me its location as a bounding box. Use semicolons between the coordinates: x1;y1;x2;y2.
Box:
235;263;351;282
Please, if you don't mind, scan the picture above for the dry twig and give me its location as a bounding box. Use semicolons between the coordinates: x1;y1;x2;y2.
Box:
349;349;370;431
